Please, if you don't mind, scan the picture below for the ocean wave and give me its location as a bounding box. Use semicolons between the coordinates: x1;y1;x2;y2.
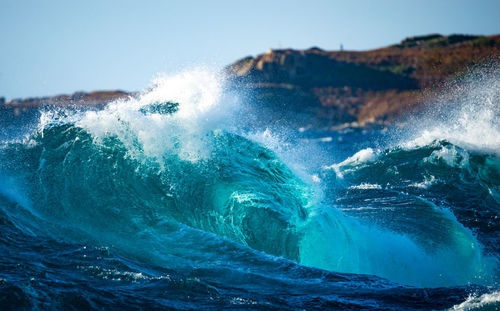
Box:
0;69;497;289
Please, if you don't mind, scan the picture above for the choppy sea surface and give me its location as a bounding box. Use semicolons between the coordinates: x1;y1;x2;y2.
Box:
0;67;499;310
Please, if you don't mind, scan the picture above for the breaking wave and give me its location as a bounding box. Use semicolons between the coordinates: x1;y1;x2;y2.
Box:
0;65;499;309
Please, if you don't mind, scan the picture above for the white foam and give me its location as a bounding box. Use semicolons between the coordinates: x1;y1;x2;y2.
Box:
140;69;223;120
426;145;470;168
339;148;377;166
404;64;500;154
71;68;232;164
409;175;436;189
349;183;382;190
324;148;378;178
449;291;500;310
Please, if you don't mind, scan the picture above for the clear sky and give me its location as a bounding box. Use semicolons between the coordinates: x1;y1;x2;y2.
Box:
1;0;499;99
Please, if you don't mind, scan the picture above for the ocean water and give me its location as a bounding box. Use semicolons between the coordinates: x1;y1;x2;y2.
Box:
0;67;499;310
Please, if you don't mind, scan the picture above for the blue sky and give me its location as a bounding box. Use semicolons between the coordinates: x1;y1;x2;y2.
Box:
1;0;499;99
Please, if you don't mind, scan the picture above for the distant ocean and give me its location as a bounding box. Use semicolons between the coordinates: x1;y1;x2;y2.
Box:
0;67;499;310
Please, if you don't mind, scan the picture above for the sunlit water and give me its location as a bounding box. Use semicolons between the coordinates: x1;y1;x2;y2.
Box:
0;66;499;310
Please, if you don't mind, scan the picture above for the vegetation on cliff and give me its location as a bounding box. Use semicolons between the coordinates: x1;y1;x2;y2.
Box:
228;34;500;128
2;34;498;129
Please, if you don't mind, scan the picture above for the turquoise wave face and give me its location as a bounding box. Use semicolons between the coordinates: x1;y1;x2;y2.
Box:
0;123;309;261
319;141;500;285
0;66;498;292
0;68;498;309
328;141;500;250
0;119;496;288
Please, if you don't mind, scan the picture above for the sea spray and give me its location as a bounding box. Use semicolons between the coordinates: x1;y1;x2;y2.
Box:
403;62;500;153
0;66;499;309
3;68;496;287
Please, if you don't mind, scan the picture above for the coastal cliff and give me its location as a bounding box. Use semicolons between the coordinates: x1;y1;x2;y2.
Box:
227;34;500;128
2;34;499;130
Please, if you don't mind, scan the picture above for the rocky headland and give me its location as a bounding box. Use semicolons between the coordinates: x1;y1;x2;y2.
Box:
2;34;499;130
227;33;499;129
